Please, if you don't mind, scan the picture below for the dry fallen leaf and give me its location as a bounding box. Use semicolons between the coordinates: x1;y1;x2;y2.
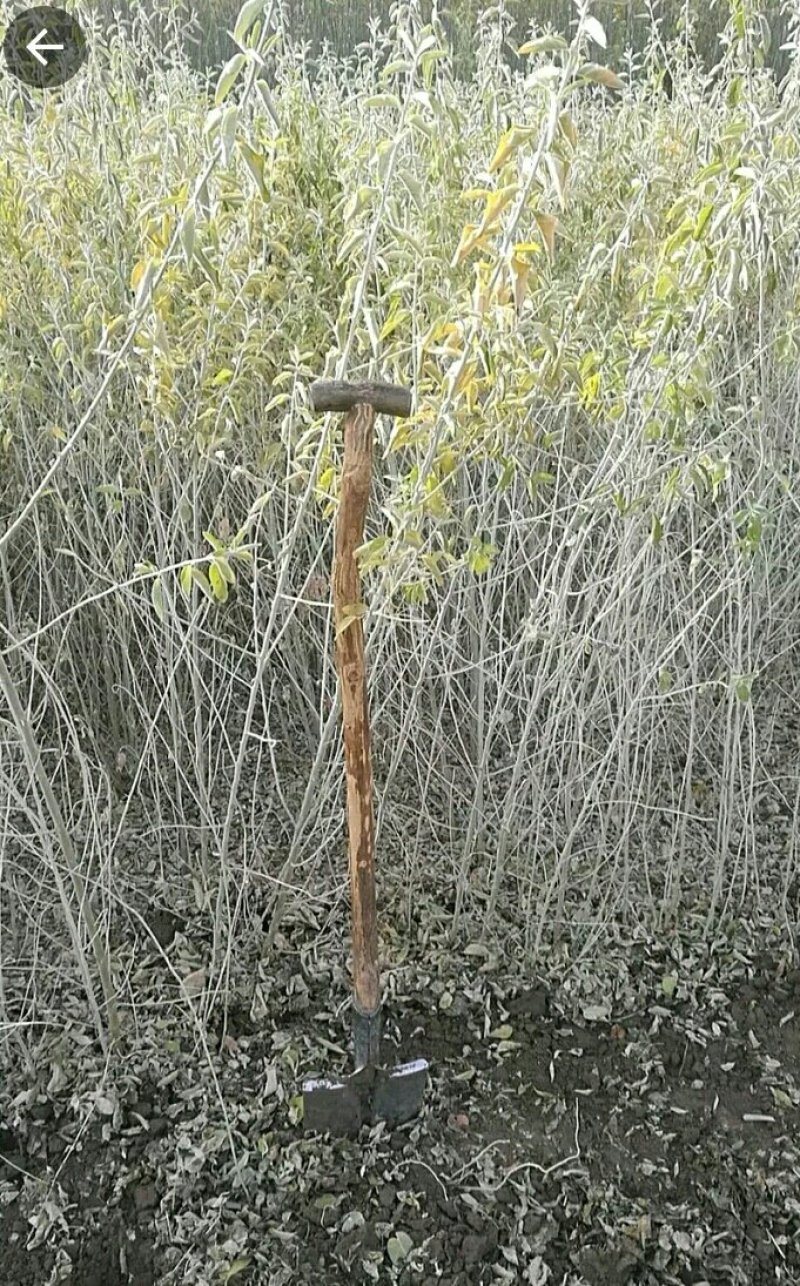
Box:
447;1112;470;1132
180;966;207;998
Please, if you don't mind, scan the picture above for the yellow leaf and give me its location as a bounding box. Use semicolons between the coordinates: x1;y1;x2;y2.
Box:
452;223;481;266
488;126;536;174
438;447;457;475
623;1214;651;1247
472;261;492;316
452;225;475;264
477;184;518;235
581;63;624;90
440;321;465;353
451;360;477;397
130;259;147;292
546;153;569;208
423;478;449;518
533;211;558;258
510;256;531;311
104;314;126;338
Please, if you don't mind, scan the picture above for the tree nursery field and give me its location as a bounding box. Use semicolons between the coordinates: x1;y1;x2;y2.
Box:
0;1;799;1282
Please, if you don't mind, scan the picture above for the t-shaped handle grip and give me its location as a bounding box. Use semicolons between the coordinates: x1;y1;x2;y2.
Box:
310;379;412;418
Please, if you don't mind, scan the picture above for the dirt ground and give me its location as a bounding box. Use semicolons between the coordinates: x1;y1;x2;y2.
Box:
0;898;798;1286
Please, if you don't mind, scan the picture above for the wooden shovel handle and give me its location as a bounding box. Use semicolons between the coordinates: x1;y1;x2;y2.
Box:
333;402;379;1016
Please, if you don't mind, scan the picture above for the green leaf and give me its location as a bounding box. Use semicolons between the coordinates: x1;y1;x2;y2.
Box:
180;208;195;265
212;555;235;585
191;567;215;601
288;1093;304;1125
357;535;390;573
220;103;239;165
336;602;366;636
180;564;194;599
420;47;447;73
233;0;265;45
215;53;246;105
365;93;402;110
734;675;752;703
533;321;558;357
693;203;714;241
211;368;234;387
467;542;497;575
558;110;577;148
518;35;568;55
220;1258;251;1283
489;1025;513;1041
380;58;412;79
387;1232;413;1265
402;581;427;605
151;576;165;622
238;139;268;200
661;975;677;998
193;246;220;288
209;561;229;602
658;669;672;694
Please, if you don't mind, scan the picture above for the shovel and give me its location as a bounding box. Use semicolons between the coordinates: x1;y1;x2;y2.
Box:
302;379;429;1136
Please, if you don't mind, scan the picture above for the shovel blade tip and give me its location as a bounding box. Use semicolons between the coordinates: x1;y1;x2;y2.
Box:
302;1058;429;1136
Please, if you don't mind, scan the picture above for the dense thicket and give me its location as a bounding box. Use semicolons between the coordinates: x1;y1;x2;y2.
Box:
2;0;799;1047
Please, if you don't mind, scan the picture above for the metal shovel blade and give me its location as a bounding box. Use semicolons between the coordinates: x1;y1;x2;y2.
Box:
303;1058;429;1136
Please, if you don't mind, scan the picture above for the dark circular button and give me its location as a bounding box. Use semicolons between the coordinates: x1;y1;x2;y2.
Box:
3;7;88;89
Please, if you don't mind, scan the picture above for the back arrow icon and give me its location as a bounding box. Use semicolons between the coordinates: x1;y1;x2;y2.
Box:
26;28;64;64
